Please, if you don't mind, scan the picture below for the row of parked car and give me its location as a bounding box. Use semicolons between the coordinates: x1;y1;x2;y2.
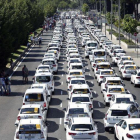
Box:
13;18;65;140
83;18;140;139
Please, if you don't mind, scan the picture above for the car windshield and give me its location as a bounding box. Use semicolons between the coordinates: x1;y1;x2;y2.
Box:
73;89;90;94
137;73;140;76
70;60;80;63
122;57;131;60
125;66;136;70
19;124;41;134
94;51;105;56
71;80;85;84
111;110;128;116
116;98;131;103
38;66;49;70
72;66;82;69
101;71;113;75
49;44;57;47
69;108;84;114
20;108;39;114
106;43;112;45
95;59;105;63
88;43;97;47
124;62;134;65
107;81;121;85
71;124;93;131
70;72;82;75
129;124;140;130
36;76;50;83
72;97;89;102
97;65;111;69
42;61;54;65
109;88;125;93
115;50;125;53
25;94;44;102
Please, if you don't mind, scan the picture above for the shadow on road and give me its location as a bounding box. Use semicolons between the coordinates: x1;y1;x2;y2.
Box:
49;98;62;106
47;108;64;118
47;120;59;133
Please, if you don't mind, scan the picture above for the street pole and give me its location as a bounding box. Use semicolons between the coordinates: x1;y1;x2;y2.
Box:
137;39;138;58
119;0;120;45
100;0;102;31
111;0;112;40
105;0;106;35
135;36;136;51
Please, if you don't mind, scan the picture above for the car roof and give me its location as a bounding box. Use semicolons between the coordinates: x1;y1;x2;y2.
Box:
71;94;90;98
73;84;89;89
110;103;131;110
42;58;55;61
124;118;140;124
72;117;91;124
20;119;41;125
107;85;124;88
97;62;110;65
69;102;88;108
69;69;83;72
105;77;121;80
21;104;41;108
25;88;45;93
70;78;85;80
114;94;134;99
35;72;52;76
70;63;82;66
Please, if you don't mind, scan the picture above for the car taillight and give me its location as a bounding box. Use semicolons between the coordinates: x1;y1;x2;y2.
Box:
16;131;19;139
96;68;98;71
136;77;140;79
107;94;112;97
69;85;72;89
126;133;133;138
53;64;56;67
68;132;76;135
124;71;126;73
71;92;73;94
23;103;25;105
93;64;96;67
100;76;104;78
128;114;130;118
43;102;46;107
41;131;44;138
105;83;107;88
68;77;71;80
88;132;96;135
105;113;108;120
38;116;42;119
17;116;21;121
89;104;92;108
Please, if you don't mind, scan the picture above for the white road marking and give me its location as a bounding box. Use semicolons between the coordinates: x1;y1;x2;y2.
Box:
98;102;101;107
91;81;93;84
89;73;91;76
59;118;62;124
62;74;63;77
87;67;88;69
63;63;64;64
62;81;63;85
94;91;96;94
10;45;34;77
60;103;62;107
61;91;63;95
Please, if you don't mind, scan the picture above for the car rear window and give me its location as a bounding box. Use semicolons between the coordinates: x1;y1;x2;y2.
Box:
70;72;82;75
72;66;82;69
36;76;50;82
73;89;90;94
109;88;125;93
71;124;93;131
72;97;89;102
94;51;105;56
19;124;41;134
38;66;49;70
129;124;140;130
97;65;111;69
69;108;84;114
71;80;85;84
116;98;130;103
107;81;121;85
20;108;39;114
25;94;44;102
125;66;136;70
70;60;80;63
88;43;97;47
101;71;113;75
42;61;54;65
111;110;128;116
95;59;105;63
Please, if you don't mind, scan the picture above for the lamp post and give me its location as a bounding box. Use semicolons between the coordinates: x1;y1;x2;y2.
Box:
111;0;113;40
105;0;106;35
100;0;102;31
118;0;121;45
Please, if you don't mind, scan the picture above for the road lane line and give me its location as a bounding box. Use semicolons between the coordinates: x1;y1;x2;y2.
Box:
62;74;63;77
94;91;96;94
61;91;63;95
89;73;91;76
10;45;34;77
61;81;63;85
60;103;62;107
59;118;62;124
91;81;93;84
98;102;101;107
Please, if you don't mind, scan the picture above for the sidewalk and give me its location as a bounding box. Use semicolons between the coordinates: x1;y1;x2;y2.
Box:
102;25;140;66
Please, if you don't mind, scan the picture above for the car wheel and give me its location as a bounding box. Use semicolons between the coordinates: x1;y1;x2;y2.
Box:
134;81;136;87
98;82;101;86
131;80;133;84
114;129;118;140
105;127;109;132
64;128;66;131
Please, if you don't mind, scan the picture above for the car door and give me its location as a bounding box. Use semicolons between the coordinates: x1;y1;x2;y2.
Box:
117;121;127;140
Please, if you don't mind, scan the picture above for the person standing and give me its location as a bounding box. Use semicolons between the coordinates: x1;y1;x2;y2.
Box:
10;58;13;69
5;74;11;95
1;75;6;95
22;65;29;84
0;75;3;96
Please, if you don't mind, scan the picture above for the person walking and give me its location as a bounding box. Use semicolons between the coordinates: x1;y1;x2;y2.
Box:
10;58;13;69
5;74;11;95
0;75;3;96
38;36;42;47
35;37;38;45
1;75;6;95
22;65;29;84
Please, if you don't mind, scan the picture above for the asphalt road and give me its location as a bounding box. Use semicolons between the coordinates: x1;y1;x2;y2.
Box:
0;24;140;140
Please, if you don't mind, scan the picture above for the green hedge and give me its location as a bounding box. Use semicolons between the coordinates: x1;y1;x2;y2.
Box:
107;29;124;37
121;39;136;45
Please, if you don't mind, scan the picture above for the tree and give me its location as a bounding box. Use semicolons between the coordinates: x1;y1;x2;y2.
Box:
58;1;68;10
106;12;115;24
82;3;89;14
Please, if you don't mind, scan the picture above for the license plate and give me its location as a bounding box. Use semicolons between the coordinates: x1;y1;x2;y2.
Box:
77;133;83;135
25;136;34;138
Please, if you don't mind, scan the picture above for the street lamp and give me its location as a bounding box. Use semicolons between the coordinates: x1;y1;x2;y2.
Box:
118;0;121;45
105;0;107;35
111;0;113;40
100;0;102;31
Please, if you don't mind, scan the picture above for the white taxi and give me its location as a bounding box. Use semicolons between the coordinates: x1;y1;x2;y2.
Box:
131;71;140;86
67;58;82;67
68;63;85;73
104;103;139;131
114;118;140;140
66;117;98;140
91;58;106;70
14;119;47;140
67;53;82;61
96;69;117;86
36;64;53;74
15;104;47;125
